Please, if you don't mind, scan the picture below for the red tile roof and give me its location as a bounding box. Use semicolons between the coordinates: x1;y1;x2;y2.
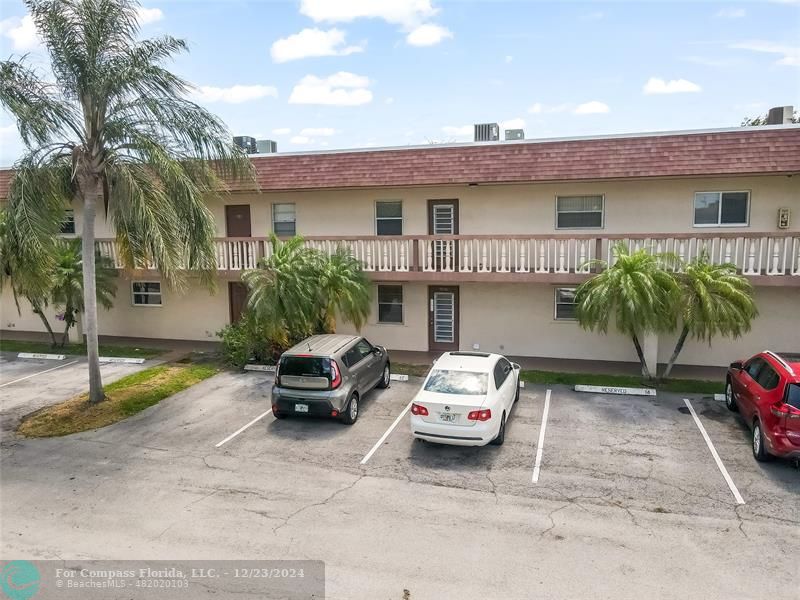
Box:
2;127;799;197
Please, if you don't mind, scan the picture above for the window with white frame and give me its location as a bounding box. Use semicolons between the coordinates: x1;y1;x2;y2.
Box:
377;285;403;324
132;281;162;306
554;288;577;320
556;195;604;229
272;203;296;236
693;191;749;226
376;201;403;235
60;209;76;235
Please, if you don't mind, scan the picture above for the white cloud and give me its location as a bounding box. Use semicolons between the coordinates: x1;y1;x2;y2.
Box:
137;7;164;24
441;125;472;139
715;7;746;18
1;14;41;52
731;40;800;66
270;28;364;63
500;118;525;130
192;84;278;104
528;103;542;114
290;136;311;145
528;102;570;114
272;127;291;135
299;127;336;136
289;72;373;106
574;101;610;115
406;23;452;46
299;0;437;27
643;77;701;94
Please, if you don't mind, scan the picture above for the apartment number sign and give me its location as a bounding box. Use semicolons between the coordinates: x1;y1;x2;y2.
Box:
778;207;790;229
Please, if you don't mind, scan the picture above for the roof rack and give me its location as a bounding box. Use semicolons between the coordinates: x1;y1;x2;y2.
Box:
764;350;796;375
448;351;491;358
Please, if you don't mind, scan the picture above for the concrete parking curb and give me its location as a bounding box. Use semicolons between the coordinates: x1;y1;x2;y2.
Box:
17;352;66;361
574;384;656;397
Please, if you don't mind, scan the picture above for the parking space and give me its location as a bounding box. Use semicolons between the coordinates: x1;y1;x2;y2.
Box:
0;351;155;433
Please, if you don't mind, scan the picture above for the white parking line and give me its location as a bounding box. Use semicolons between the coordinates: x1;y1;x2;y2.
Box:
0;360;79;388
532;389;551;483
215;410;272;448
360;401;413;465
684;399;745;505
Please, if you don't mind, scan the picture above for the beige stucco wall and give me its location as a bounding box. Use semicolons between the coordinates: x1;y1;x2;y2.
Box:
67;174;798;240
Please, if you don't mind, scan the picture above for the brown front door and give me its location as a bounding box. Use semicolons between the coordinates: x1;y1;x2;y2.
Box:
229;282;248;323
225;205;252;237
428;286;459;352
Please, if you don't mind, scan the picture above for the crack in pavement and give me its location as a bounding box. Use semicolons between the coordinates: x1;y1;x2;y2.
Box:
272;473;366;535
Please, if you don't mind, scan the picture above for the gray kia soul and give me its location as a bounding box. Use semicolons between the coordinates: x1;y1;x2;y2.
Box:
271;334;391;424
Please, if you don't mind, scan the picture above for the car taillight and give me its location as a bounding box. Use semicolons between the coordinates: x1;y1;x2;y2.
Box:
330;360;342;389
467;409;492;421
411;403;429;416
771;401;800;418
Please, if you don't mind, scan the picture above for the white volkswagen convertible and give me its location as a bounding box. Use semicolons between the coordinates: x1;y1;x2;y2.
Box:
409;352;520;446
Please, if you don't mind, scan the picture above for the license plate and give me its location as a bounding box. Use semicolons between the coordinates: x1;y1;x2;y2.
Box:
439;413;459;423
294;403;309;413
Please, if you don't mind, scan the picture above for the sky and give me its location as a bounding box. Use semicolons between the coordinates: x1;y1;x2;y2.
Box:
0;0;798;165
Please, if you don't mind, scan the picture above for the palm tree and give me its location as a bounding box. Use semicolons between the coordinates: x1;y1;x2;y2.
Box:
51;238;117;347
0;209;59;346
575;244;679;380
0;0;251;402
242;236;319;347
315;247;372;333
661;253;757;379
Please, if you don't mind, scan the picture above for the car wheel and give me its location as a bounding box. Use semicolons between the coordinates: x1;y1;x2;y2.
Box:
490;412;506;446
272;411;287;420
752;421;771;462
725;380;737;413
377;363;391;389
514;379;520;403
341;393;359;425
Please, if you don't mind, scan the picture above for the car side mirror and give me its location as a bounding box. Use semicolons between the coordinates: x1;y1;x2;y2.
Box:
512;363;521;370
372;347;382;355
730;361;744;370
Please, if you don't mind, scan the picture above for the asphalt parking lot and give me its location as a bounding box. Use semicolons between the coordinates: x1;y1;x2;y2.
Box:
2;367;799;599
0;351;154;432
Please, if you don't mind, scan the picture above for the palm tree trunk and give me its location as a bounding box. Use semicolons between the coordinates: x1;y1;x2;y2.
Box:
81;188;105;403
662;326;689;380
631;333;653;380
30;300;58;347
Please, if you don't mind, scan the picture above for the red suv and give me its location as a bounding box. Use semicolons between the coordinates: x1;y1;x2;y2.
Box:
726;351;800;462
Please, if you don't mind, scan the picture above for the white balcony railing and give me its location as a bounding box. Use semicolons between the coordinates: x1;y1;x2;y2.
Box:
96;233;800;279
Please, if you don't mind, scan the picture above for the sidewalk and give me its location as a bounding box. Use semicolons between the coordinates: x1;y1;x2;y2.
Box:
0;330;220;362
388;350;728;381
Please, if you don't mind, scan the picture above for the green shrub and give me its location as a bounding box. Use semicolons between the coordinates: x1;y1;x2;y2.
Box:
217;314;282;368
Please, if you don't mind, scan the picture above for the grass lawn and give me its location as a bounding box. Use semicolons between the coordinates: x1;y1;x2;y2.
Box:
0;338;165;359
392;363;723;395
17;362;219;437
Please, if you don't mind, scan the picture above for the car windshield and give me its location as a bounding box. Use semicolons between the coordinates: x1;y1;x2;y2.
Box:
424;370;488;395
280;356;331;378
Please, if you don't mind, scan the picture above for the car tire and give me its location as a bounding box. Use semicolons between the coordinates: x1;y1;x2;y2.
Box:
725;380;738;413
752;420;771;462
490;412;506;446
273;411;287;420
377;363;391;389
341;393;359;425
514;379;520;403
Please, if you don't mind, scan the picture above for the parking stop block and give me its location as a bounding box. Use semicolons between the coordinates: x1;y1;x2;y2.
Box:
574;384;656;397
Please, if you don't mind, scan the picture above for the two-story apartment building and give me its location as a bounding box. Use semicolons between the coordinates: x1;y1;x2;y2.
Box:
1;124;799;371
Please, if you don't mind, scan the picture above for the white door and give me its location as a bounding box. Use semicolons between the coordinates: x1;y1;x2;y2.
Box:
429;286;458;351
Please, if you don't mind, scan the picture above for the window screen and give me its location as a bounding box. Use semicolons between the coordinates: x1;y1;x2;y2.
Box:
554;288;577;320
556;196;603;229
376;201;403;235
61;209;76;235
272;203;296;236
132;282;162;306
378;285;403;323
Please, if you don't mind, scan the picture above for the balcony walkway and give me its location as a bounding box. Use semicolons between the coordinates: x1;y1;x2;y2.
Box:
96;232;800;285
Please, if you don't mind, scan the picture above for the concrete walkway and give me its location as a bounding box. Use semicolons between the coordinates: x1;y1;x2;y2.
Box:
2;330;726;380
